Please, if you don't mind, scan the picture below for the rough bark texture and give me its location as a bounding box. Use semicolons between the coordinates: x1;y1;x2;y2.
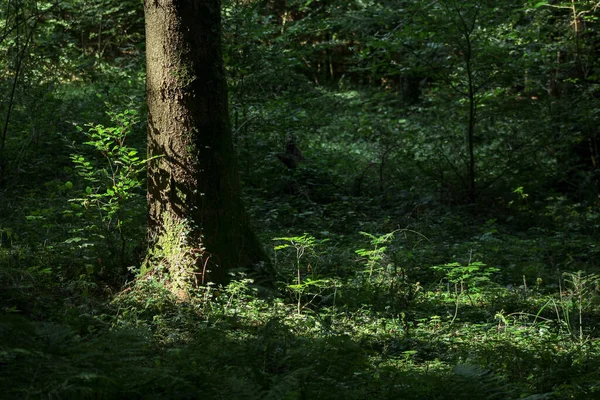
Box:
144;0;267;284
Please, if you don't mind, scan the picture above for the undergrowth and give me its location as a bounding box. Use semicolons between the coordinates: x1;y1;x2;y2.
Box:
3;99;600;399
2;38;600;400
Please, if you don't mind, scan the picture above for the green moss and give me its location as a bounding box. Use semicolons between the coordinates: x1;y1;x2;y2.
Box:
171;63;196;88
143;213;201;297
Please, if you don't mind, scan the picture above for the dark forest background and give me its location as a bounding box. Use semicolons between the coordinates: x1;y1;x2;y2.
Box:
1;0;600;398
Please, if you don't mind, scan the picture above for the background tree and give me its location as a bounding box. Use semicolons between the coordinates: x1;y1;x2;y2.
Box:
144;0;267;284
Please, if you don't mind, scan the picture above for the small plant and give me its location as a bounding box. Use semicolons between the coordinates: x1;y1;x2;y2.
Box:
355;230;422;311
212;273;265;321
557;270;600;342
355;231;397;280
432;261;499;323
65;108;157;274
273;233;334;315
432;262;499;293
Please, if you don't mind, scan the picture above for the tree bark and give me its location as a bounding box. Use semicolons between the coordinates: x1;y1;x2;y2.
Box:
144;0;267;284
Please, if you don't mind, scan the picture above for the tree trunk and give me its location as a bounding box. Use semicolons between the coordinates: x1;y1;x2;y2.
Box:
144;0;267;284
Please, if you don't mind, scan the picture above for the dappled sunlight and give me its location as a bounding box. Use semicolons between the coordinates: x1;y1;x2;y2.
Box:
2;0;600;398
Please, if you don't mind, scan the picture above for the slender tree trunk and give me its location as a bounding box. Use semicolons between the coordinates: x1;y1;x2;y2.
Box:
144;0;267;284
460;2;477;203
443;0;479;203
466;55;476;203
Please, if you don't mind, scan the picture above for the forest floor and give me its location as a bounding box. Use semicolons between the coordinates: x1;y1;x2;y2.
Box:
1;83;600;400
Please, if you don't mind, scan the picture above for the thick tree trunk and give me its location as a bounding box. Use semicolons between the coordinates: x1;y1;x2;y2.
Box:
144;0;267;284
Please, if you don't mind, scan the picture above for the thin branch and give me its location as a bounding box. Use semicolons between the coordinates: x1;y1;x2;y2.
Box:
1;3;40;156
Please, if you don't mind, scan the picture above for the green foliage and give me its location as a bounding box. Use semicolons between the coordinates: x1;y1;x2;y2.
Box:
432;261;500;323
3;0;600;399
353;231;422;313
65;107;150;275
556;271;600;342
273;233;337;314
141;214;202;299
355;230;396;279
432;261;499;292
